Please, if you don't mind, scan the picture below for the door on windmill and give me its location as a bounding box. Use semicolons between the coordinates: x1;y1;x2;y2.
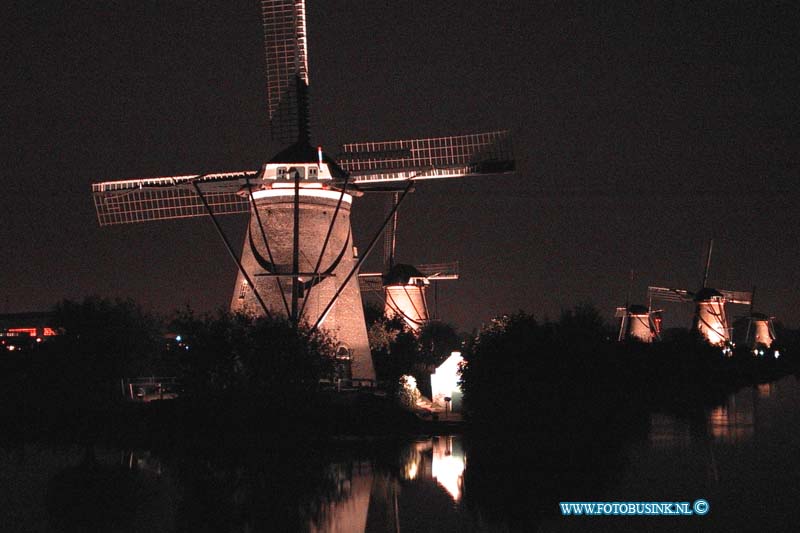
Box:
334;345;353;382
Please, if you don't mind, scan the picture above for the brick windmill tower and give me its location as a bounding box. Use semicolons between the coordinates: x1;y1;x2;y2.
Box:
614;304;662;343
613;272;661;343
91;1;514;382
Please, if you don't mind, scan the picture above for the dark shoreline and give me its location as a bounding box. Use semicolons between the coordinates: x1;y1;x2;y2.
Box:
2;360;795;450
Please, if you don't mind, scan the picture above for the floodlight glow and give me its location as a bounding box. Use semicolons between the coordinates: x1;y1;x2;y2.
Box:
752;319;774;347
404;460;419;480
431;352;463;406
696;300;728;346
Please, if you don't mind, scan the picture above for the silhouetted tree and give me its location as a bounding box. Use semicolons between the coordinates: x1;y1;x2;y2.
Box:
556;302;612;354
460;312;553;429
170;310;336;409
417;321;461;365
27;297;164;411
362;301;385;327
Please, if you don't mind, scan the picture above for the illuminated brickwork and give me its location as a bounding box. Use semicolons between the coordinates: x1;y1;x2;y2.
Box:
231;185;375;381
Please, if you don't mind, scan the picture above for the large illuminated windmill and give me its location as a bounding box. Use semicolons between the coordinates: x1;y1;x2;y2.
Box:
648;240;751;350
90;1;514;382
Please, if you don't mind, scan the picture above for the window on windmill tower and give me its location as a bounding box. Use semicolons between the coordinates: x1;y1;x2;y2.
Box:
308;167;318;178
336;346;352;360
276;167;287;179
238;280;249;299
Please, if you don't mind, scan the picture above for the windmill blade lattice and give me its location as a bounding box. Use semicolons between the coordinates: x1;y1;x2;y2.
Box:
647;286;692;303
91;171;258;226
718;289;753;305
416;262;459;280
339;130;514;187
261;0;310;144
357;275;383;294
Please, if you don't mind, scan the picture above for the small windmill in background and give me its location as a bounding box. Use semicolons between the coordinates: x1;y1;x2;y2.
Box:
359;191;459;332
733;288;780;358
648;240;751;353
615;270;662;343
615;305;662;343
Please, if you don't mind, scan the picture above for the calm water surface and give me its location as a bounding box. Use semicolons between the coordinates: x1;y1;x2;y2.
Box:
541;374;800;532
3;375;800;532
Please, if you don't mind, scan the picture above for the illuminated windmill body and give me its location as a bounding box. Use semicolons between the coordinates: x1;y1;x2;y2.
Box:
90;1;514;382
361;262;460;332
743;313;777;350
648;241;751;349
383;263;459;331
734;289;778;355
614;304;661;343
359;193;460;331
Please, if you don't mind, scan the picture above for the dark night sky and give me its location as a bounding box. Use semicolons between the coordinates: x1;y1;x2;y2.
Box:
2;1;799;331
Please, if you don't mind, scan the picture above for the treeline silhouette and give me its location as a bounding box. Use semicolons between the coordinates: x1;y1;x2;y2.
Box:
3;297;797;442
0;297;423;439
460;306;799;431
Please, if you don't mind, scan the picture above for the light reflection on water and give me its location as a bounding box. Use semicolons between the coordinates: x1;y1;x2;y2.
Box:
650;379;776;449
5;377;800;532
401;437;466;500
0;436;472;533
541;375;800;532
310;462;375;533
309;436;467;531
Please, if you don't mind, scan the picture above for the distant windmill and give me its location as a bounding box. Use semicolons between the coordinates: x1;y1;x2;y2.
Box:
615;305;662;343
614;270;662;343
741;313;778;354
358;192;459;331
90;1;514;382
648;240;751;351
734;289;779;357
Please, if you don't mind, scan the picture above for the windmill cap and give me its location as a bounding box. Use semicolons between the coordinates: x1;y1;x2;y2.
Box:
628;304;650;315
694;287;723;301
384;263;425;285
268;142;348;179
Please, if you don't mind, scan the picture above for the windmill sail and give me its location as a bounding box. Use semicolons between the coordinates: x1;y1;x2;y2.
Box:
417;262;459;280
339;130;514;186
648;286;692;303
261;0;310;144
91;172;257;226
357;275;383;293
718;289;752;305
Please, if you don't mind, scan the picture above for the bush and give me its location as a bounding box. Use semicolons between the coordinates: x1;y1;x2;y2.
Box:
170;310;336;409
